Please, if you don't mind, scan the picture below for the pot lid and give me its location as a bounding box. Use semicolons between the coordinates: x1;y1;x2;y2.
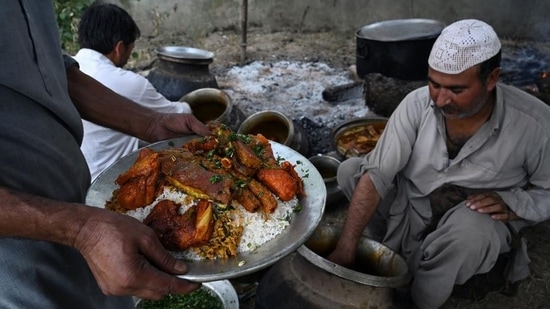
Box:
356;18;445;42
155;46;214;64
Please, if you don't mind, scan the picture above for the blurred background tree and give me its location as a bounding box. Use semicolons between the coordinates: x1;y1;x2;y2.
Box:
54;0;94;54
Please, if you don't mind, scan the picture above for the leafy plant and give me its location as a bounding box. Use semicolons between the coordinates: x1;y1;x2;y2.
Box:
54;0;94;54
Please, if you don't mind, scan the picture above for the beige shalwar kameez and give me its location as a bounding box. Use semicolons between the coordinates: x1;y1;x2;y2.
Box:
338;83;550;308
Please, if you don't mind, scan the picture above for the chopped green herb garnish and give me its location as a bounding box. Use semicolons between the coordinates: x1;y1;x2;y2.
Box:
137;289;222;309
209;175;223;184
206;149;215;159
253;144;265;157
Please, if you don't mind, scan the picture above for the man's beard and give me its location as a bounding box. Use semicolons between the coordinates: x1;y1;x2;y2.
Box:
437;90;489;120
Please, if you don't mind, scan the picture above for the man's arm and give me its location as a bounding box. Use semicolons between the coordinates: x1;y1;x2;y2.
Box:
65;65;209;142
0;186;200;299
327;172;381;267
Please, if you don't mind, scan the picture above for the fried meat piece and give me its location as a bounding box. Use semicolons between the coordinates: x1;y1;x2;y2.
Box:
281;161;305;198
115;148;160;210
181;135;219;154
230;140;261;177
161;155;234;206
234;186;261;213
248;179;278;215
256;168;298;202
248;133;279;167
143;199;214;251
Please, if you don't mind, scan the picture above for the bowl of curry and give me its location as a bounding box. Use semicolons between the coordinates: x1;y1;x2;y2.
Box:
332;117;388;158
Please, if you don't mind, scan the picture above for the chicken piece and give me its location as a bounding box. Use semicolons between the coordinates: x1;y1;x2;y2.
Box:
248;179;278;216
233;140;262;170
181;135;219;154
256;168;298;202
143;199;214;251
248;133;279;167
115;148;160;210
207;121;234;146
281;161;306;198
116;147;159;185
228;140;260;177
161;155;234;206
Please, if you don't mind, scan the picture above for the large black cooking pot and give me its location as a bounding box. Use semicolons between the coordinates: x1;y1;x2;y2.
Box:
356;19;445;81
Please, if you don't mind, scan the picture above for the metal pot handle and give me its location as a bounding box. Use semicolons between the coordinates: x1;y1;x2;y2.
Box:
357;41;369;59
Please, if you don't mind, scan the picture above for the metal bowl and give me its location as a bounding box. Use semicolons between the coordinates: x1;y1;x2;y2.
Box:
179;88;246;132
238;110;311;156
332;117;388;158
135;280;238;309
308;155;345;209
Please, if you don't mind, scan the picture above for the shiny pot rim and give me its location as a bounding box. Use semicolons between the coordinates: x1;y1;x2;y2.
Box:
180;87;234;120
155;46;214;64
237;110;295;145
297;224;411;288
331;116;388;158
307;154;341;183
356;18;446;42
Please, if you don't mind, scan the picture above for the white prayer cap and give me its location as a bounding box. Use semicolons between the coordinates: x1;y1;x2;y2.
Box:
428;19;501;74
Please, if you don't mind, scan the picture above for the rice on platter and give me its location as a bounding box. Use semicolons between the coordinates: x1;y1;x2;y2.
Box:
126;186;299;260
107;122;306;260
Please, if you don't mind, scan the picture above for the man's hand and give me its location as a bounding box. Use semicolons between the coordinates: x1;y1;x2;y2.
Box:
74;208;200;300
466;192;519;222
326;241;356;269
144;112;210;143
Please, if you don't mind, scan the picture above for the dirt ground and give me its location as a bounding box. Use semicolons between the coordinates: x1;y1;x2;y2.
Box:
130;27;550;309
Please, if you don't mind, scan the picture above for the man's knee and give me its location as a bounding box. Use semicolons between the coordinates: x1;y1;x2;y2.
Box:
336;157;363;199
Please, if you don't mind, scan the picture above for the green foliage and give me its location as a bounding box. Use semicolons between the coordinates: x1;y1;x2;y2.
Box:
54;0;94;54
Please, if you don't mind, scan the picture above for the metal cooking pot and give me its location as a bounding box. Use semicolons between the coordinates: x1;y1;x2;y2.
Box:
356;19;445;80
237;110;311;157
180;88;246;132
308;155;345;210
255;224;410;309
147;46;219;101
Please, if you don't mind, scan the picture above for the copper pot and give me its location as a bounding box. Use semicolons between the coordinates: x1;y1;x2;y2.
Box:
180;88;245;132
237;110;311;157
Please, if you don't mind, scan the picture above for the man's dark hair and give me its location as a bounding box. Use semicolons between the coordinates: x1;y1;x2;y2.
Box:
78;3;141;54
478;50;501;83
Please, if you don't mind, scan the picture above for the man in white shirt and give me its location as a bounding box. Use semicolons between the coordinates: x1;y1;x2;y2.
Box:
74;3;192;180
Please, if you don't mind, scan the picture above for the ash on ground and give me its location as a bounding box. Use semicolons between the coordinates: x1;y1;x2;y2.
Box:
217;61;377;156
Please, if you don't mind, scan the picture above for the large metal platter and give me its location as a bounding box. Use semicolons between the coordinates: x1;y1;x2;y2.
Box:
86;136;326;282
